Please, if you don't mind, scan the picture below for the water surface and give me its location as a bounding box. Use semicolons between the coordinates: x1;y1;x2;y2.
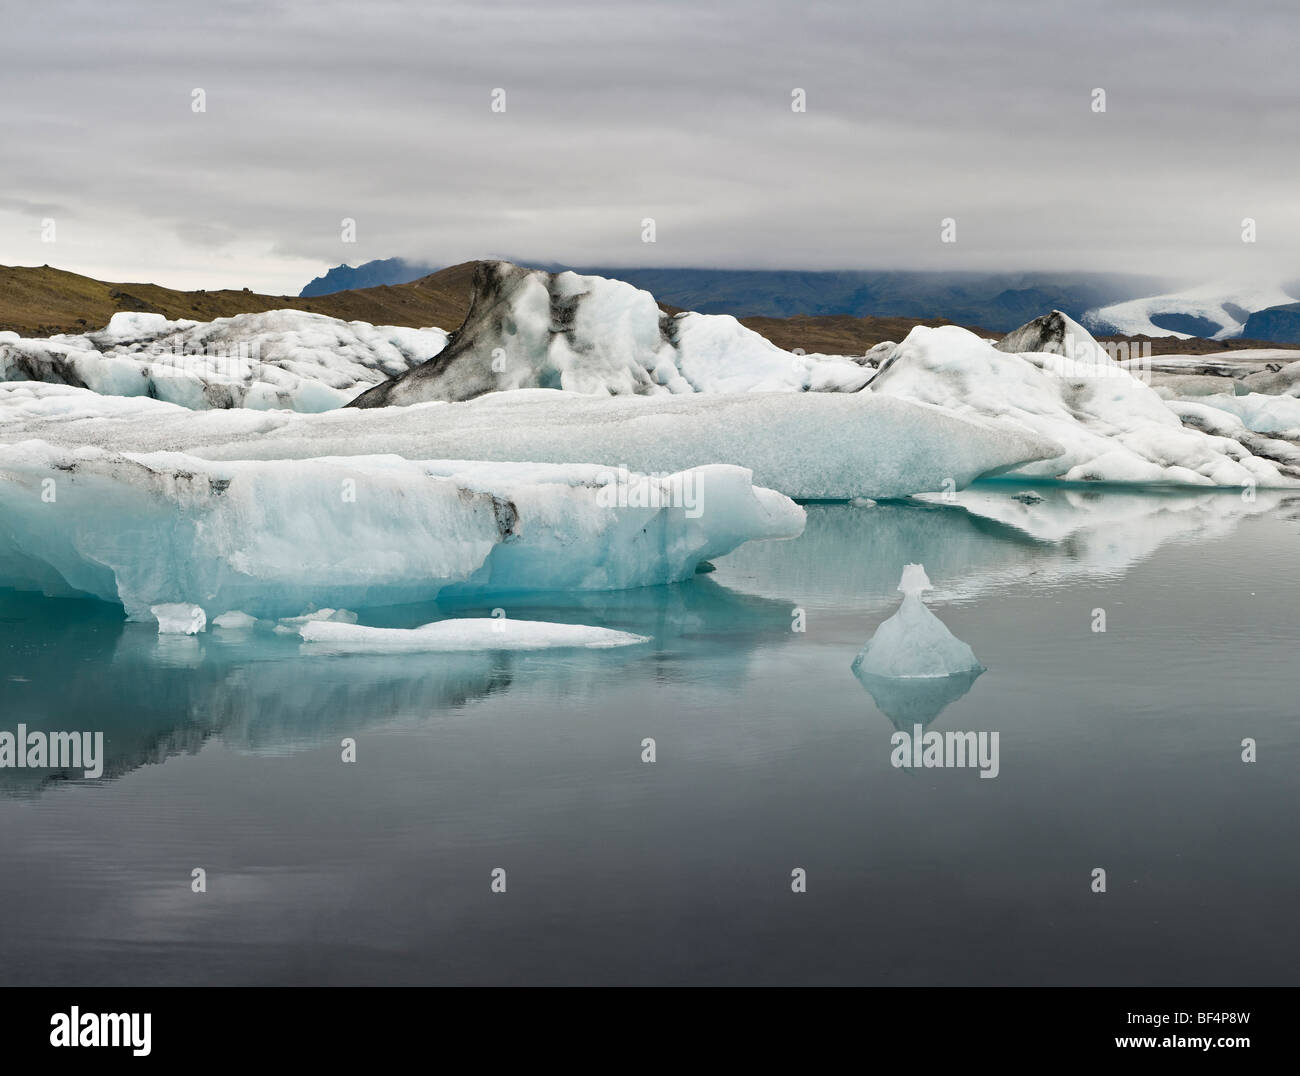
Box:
1;487;1297;985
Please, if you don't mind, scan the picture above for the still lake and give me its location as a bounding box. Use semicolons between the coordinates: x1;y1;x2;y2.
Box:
1;487;1297;985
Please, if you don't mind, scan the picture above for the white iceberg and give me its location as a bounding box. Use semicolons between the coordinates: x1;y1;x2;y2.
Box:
151;602;206;635
851;564;984;679
0;441;804;619
0;310;448;412
347;261;872;406
1181;392;1300;439
299;617;650;653
0;382;1058;502
212;610;258;630
869;323;1295;487
273;608;360;634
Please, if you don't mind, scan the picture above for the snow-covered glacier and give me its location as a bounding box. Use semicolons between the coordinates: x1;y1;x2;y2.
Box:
0;382;1058;502
0;310;448;411
0;443;804;619
1084;281;1300;341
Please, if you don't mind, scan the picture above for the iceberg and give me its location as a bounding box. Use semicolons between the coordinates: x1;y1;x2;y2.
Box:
851;565;984;679
0;382;1059;502
994;309;1115;370
1180;392;1300;439
0;310;447;412
869;322;1296;487
298;617;650;653
347;261;872;406
0;443;804;619
151;602;207;635
212;610;258;630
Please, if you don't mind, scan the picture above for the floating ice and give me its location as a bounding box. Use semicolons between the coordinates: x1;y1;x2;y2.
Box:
273;608;360;634
0;442;804;619
212;611;258;630
299;617;650;653
0;382;1058;502
869;323;1295;486
1183;392;1300;439
152;602;206;635
348;261;872;406
0;310;447;412
851;565;984;679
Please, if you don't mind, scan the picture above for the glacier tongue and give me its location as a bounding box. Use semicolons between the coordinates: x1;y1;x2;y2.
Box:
0;383;1060;502
0;444;805;619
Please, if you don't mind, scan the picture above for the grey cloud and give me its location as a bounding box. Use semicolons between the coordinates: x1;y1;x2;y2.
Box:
1;0;1297;289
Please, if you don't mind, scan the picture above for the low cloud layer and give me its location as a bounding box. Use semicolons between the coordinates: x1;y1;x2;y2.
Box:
2;0;1297;292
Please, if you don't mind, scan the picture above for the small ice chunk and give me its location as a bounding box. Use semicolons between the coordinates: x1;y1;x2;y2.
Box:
852;566;982;679
299;618;650;653
213;610;258;629
897;563;932;596
152;602;206;635
274;608;359;634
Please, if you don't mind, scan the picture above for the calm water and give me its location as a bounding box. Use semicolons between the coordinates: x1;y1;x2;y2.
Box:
1;487;1298;985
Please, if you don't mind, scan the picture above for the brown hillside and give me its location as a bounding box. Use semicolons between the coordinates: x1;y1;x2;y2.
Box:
0;262;481;337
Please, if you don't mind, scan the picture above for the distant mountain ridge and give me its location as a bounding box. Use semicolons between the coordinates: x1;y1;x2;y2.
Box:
298;258;1168;332
299;257;437;297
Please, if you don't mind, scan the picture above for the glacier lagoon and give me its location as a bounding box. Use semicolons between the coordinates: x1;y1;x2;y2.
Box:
0;487;1297;986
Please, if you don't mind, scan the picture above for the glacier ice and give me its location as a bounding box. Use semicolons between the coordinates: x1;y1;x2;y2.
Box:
994;309;1116;371
0;310;447;412
152;602;207;635
0;441;804;619
1084;281;1299;340
869;323;1297;486
1166;399;1300;473
0;382;1058;502
1181;392;1300;439
212;610;258;630
299;617;650;653
851;564;984;679
348;261;873;406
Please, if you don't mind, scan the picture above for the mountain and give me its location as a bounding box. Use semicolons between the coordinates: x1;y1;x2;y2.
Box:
295;263;1170;331
299;257;437;297
1241;303;1300;345
560;267;1168;331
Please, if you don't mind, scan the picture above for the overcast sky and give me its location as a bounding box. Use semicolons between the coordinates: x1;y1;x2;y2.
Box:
2;0;1297;293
